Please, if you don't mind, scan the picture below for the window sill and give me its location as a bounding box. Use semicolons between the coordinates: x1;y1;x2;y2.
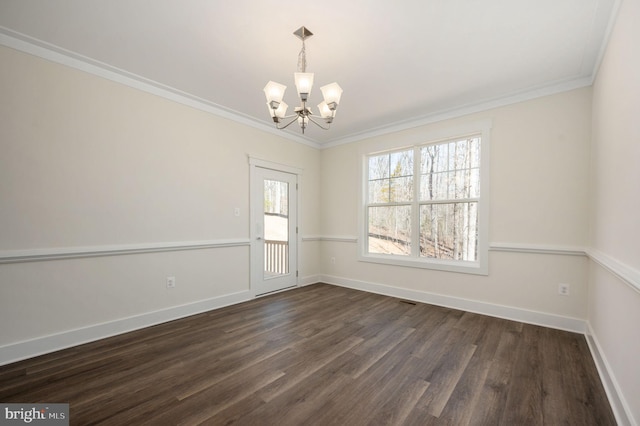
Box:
358;253;488;276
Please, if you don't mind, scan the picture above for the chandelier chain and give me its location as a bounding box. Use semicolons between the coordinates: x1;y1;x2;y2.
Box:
297;39;307;73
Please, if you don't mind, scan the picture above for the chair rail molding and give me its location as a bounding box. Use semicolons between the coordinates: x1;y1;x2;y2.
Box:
0;239;251;264
489;242;586;256
586;248;640;294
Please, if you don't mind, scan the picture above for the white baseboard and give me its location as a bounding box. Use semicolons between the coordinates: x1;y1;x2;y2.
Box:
299;274;322;287
3;276;630;425
319;274;586;333
585;323;636;426
0;290;252;366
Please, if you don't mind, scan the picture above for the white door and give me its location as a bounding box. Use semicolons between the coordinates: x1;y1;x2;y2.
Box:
251;166;298;296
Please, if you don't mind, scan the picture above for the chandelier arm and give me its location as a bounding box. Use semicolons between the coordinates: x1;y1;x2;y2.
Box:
275;116;300;130
307;115;330;130
279;113;299;120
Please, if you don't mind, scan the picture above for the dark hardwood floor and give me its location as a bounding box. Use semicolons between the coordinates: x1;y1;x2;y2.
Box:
0;283;616;425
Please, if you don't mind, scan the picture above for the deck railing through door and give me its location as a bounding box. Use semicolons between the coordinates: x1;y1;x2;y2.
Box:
264;240;288;275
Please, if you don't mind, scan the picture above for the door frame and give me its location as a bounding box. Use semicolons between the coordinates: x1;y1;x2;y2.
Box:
249;157;302;297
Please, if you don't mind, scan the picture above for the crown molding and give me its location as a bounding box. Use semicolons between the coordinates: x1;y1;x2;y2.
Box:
588;0;623;84
0;27;322;150
320;0;622;149
321;76;593;149
1;0;621;152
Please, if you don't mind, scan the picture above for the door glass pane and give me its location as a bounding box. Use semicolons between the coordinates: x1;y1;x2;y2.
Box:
264;179;289;277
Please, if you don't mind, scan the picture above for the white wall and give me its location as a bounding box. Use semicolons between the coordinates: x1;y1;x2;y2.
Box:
589;0;640;423
320;88;592;323
1;10;637;421
0;45;321;360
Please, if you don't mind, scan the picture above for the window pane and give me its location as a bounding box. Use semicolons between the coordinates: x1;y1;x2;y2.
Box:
369;179;389;203
420;147;433;175
389;176;413;202
421;145;444;172
448;141;458;170
453;168;481;198
420;202;478;261
419;171;444;200
469;168;480;198
368;205;412;255
435;144;449;172
368;149;413;203
389;150;413;177
368;155;389;180
469;137;481;168
420;137;481;201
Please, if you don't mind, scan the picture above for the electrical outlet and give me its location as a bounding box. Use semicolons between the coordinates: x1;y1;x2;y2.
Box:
234;207;240;217
167;276;176;289
330;257;336;264
558;283;570;296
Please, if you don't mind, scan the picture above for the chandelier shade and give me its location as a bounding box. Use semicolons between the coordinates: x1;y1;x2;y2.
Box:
317;101;333;120
263;81;287;105
267;100;288;120
320;83;343;107
263;26;342;134
294;72;314;101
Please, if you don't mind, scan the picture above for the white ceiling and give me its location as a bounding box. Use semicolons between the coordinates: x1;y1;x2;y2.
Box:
0;0;618;147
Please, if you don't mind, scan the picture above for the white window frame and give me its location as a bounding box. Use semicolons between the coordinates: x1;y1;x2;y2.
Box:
358;120;491;275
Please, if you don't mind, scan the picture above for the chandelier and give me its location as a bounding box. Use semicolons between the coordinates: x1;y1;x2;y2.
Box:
263;26;343;134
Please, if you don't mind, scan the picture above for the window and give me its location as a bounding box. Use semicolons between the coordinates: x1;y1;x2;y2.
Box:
361;127;489;275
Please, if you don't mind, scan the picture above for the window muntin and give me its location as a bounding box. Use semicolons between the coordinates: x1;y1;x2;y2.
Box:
365;135;483;268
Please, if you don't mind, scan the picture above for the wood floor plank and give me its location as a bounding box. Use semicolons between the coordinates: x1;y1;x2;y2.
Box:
349;326;415;378
467;329;520;425
226;353;358;426
554;332;616;426
500;325;546;425
308;341;423;425
255;334;364;404
419;340;477;417
361;376;431;425
0;283;616;425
